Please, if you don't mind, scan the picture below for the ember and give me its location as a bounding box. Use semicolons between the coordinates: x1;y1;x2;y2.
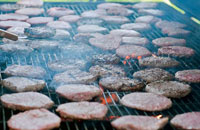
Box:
152;54;157;57
125;56;130;60
105;116;120;120
155;115;163;119
123;60;127;65
99;93;118;105
137;56;142;60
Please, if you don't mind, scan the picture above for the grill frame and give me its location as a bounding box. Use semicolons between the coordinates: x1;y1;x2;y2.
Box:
0;2;200;130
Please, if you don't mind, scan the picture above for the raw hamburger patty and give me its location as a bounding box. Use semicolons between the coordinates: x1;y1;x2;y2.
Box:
26;17;53;25
81;10;106;18
105;7;133;16
77;18;103;26
161;27;190;37
122;37;149;45
170;112;200;130
56;84;101;101
99;76;144;91
111;115;168;130
0;13;29;21
132;2;158;9
0;92;54;111
91;54;120;65
175;69;200;83
116;45;152;58
0;4;24;11
0;20;30;29
135;15;160;24
4;64;46;79
155;20;186;29
47;21;71;29
100;15;130;24
120;92;172;111
24;27;56;38
158;46;195;57
77;25;107;33
139;56;179;68
15;8;44;16
2;77;45;92
146;81;191;98
56;102;108;120
110;29;141;37
138;9;164;16
121;23;151;31
59;15;81;23
89;64;125;77
89;34;121;50
17;0;43;7
152;37;186;47
8;109;61;130
47;7;74;17
133;68;174;83
0;44;33;54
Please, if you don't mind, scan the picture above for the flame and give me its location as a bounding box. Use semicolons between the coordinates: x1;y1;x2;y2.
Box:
152;54;157;57
125;56;130;60
137;56;142;60
155;115;163;119
123;60;127;65
100;93;118;105
105;116;120;120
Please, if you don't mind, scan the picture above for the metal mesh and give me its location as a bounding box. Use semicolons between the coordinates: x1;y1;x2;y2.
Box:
0;2;200;130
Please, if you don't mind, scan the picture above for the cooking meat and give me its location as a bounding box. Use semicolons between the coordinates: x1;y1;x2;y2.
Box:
175;69;200;83
2;77;45;92
97;3;123;9
132;2;158;9
2;38;30;44
100;15;130;24
48;59;86;72
47;7;74;17
133;68;174;83
121;23;151;31
110;29;141;37
0;44;33;54
77;18;104;25
146;81;191;98
89;64;125;77
170;112;200;130
138;9;164;16
17;0;43;7
111;115;168;130
28;40;59;51
122;37;149;46
135;15;160;24
155;20;186;29
139;56;179;68
81;10;106;18
152;37;186;47
56;84;101;101
4;64;46;79
120;92;172;111
158;46;195;57
47;21;71;29
15;8;44;16
99;76;144;91
24;27;56;38
53;29;70;39
161;27;190;37
105;7;133;16
7;27;26;38
0;13;29;21
59;15;81;23
77;25;107;33
0;4;24;11
91;54;120;65
26;17;53;25
0;92;54;111
116;45;152;58
0;20;30;29
89;34;121;50
73;33;103;42
8;109;61;130
56;102;108;120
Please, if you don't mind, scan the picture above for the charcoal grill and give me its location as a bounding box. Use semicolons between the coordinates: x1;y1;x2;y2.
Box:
0;1;200;130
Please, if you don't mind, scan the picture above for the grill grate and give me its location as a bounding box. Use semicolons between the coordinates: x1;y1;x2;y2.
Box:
0;2;200;130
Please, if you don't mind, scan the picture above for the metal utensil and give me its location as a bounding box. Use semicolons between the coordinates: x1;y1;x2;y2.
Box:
0;29;18;41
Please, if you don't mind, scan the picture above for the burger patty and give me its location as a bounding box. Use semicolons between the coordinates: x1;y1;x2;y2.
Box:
28;40;59;51
146;81;191;98
120;92;172;111
158;46;195;57
53;29;70;39
15;8;44;16
175;69;200;83
170;112;200;130
138;9;164;16
2;77;45;92
152;37;186;47
0;44;33;54
17;0;43;7
135;15;160;24
73;33;102;43
116;45;152;58
81;10;106;18
56;84;101;101
56;102;108;120
155;20;186;29
77;18;103;26
121;23;151;31
111;115;168;130
139;56;179;68
24;27;56;38
133;68;174;83
110;29;141;37
91;54;120;65
47;7;74;17
132;2;158;9
4;64;46;79
0;13;29;21
59;15;81;23
97;3;123;9
8;109;61;130
105;7;133;16
77;25;107;33
99;76;144;91
47;21;71;29
7;27;26;38
100;15;130;24
0;20;30;29
161;27;191;37
26;17;53;25
122;37;149;46
0;92;54;111
0;4;24;11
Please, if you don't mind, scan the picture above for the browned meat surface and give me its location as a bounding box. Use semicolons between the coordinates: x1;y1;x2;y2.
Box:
175;69;200;83
17;0;43;7
101;15;130;24
122;37;149;46
91;54;120;65
152;37;186;47
26;17;53;25
0;13;28;21
47;21;71;29
132;2;158;9
0;20;30;29
15;8;44;16
77;25;107;33
110;29;141;37
59;15;81;23
138;9;164;16
47;7;74;17
135;15;160;23
121;23;151;31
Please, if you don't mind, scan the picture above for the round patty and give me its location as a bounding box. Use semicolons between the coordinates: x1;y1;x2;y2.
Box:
146;81;191;98
47;21;71;29
170;112;200;130
15;8;44;16
77;18;104;26
0;92;54;111
122;37;149;46
24;27;56;38
91;54;120;65
81;10;106;18
132;2;158;9
47;7;74;17
138;9;164;16
133;68;174;83
121;23;151;31
120;92;172;111
0;4;24;11
111;115;168;130
101;15;130;24
110;29;141;37
59;15;81;23
0;13;29;21
0;20;30;29
56;84;101;101
158;46;195;57
97;3;123;9
7;27;26;38
26;17;53;25
0;44;33;54
28;40;59;51
155;20;186;29
105;7;133;16
17;0;43;7
77;25;107;33
116;45;152;58
161;27;190;37
53;29;70;39
152;37;186;47
175;69;200;83
99;76;144;91
135;15;160;24
8;109;61;130
56;102;108;120
139;56;179;68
